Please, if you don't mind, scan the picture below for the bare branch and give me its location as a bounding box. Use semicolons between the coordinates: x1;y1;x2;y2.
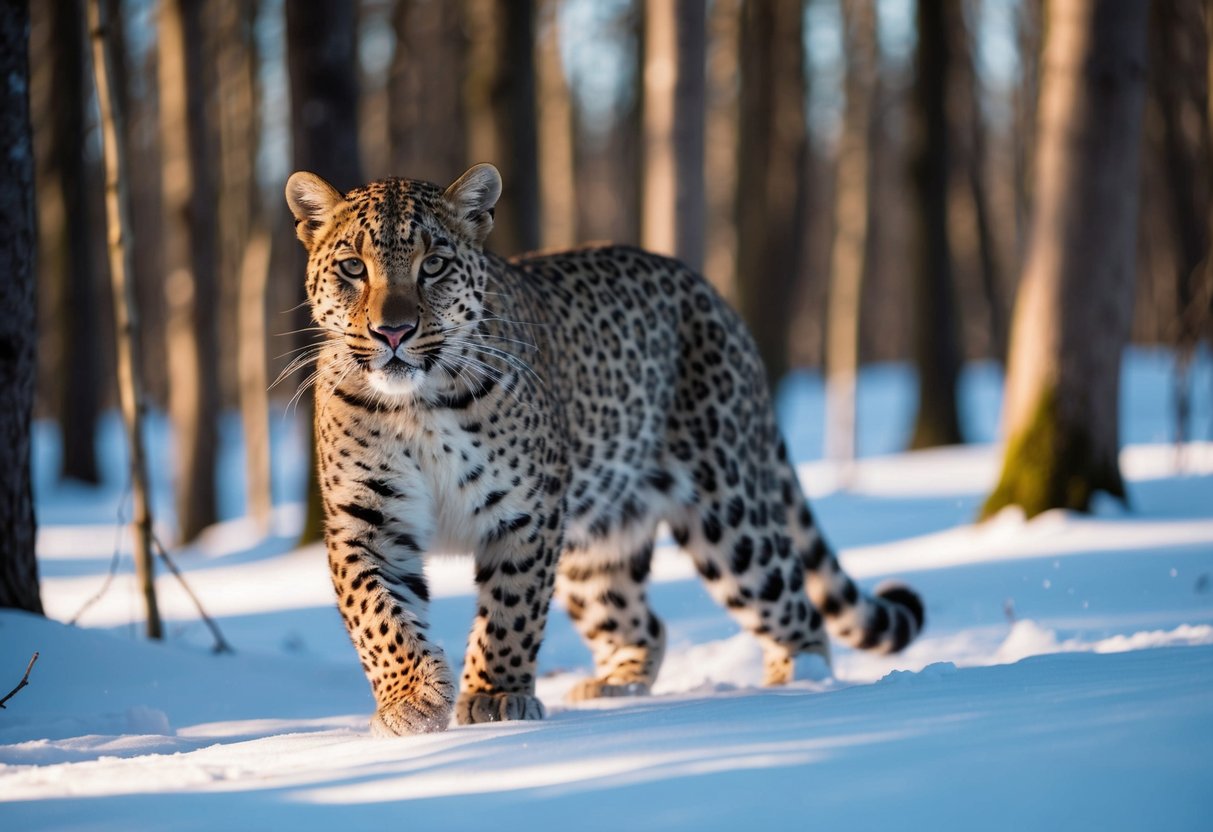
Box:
0;652;39;709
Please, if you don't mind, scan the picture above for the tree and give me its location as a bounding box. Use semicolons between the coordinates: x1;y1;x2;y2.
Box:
1146;0;1211;445
89;0;162;636
160;0;220;542
286;0;364;545
216;0;271;528
733;0;808;386
464;0;540;256
641;0;705;271
46;0;102;484
908;0;963;449
982;0;1150;520
389;0;466;184
0;0;43;615
825;0;879;466
535;0;576;251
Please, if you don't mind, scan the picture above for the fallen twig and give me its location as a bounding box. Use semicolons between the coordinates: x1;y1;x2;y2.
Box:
151;533;233;654
0;652;39;709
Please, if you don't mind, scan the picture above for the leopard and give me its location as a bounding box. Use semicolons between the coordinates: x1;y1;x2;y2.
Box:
285;163;924;735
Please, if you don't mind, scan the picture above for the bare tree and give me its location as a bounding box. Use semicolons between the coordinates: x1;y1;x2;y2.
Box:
45;0;102;484
389;0;467;183
950;0;1008;363
703;0;741;300
908;0;963;449
160;0;220;542
286;0;364;544
88;0;162;636
536;0;576;251
0;0;43;615
982;0;1150;519
464;0;540;256
734;0;808;386
825;0;879;466
1147;0;1211;446
641;0;705;271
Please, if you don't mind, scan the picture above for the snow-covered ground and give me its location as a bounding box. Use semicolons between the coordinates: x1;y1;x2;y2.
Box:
3;348;1212;830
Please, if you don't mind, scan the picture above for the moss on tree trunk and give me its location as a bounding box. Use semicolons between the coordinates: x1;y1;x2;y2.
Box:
981;386;1126;520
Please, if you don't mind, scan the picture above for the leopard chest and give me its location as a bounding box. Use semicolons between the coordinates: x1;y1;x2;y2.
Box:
338;407;541;556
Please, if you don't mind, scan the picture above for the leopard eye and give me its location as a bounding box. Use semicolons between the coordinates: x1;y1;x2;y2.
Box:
337;257;365;279
421;255;448;277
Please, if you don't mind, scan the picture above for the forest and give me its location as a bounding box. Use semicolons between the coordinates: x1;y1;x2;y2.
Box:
1;1;1212;827
1;0;1209;577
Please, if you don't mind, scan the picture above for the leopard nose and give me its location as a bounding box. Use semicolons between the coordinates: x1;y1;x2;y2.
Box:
369;321;416;350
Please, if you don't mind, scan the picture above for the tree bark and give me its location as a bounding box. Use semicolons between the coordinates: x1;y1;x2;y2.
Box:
286;0;364;546
464;0;540;256
825;0;878;466
88;0;162;636
47;0;102;484
908;0;964;449
642;0;705;271
982;0;1150;520
703;0;741;300
389;0;467;184
535;0;576;251
0;0;43;615
159;0;220;542
734;0;808;387
950;0;1007;364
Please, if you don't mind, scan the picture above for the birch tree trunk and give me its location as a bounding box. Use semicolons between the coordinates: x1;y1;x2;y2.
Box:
160;0;220;542
0;0;43;614
88;0;162;636
825;0;878;466
982;0;1150;520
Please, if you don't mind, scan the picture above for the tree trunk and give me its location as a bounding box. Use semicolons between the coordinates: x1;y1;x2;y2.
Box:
982;0;1150;520
389;0;466;183
825;0;878;466
642;0;705;270
464;0;540;256
159;0;220;542
908;0;963;449
703;0;741;300
47;0;102;484
286;0;364;546
734;0;808;387
950;0;1008;364
88;0;162;636
535;0;576;251
0;0;43;615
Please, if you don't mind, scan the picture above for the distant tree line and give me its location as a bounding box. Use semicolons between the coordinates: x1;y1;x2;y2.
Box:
1;0;1210;614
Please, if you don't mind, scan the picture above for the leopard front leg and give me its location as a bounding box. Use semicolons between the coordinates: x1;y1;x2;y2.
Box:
456;512;562;725
326;508;453;735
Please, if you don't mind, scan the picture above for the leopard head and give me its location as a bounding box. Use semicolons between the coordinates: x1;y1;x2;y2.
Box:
285;164;502;399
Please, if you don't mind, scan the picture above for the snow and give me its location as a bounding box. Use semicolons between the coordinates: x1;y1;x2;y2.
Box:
3;348;1212;830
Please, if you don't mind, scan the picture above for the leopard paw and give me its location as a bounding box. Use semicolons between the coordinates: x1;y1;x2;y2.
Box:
370;683;455;736
455;691;546;725
566;678;651;702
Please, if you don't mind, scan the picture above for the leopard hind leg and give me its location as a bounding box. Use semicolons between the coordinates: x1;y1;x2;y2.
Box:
558;533;666;702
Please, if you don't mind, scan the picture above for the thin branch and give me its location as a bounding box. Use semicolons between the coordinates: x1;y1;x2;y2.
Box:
0;653;40;709
151;534;233;654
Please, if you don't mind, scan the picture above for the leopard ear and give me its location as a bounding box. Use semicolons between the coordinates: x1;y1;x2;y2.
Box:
443;163;502;244
285;172;344;249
